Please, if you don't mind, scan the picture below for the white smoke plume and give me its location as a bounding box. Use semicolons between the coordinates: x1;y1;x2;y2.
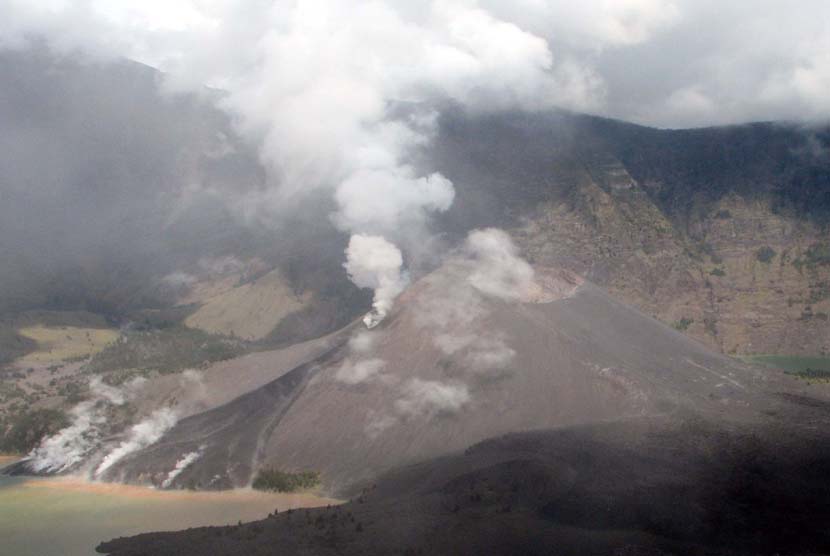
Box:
366;377;470;434
335;358;387;385
394;378;471;418
360;229;531;434
334;330;388;384
465;228;536;300
161;448;203;489
179;369;208;406
94;408;178;478
27;400;107;474
413;228;535;374
344;234;410;328
26;377;144;473
0;1;591;333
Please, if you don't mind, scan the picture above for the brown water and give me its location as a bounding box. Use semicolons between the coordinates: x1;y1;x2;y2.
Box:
0;463;338;556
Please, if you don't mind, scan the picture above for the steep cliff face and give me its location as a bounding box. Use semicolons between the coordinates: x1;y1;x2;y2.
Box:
517;175;830;356
430;111;830;356
692;196;830;355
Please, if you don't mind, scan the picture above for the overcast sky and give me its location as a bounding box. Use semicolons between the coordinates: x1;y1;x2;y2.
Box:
2;0;829;129
2;0;829;244
2;1;829;316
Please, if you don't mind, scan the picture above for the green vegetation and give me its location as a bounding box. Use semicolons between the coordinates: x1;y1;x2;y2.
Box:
0;311;114;367
0;323;37;367
252;468;320;492
744;354;830;379
0;408;67;453
710;267;726;277
786;367;830;380
756;246;777;263
808;281;830;303
672;317;694;331
16;325;119;365
793;243;830;270
805;243;830;266
699;242;723;264
0;380;27;405
85;326;247;375
703;315;718;336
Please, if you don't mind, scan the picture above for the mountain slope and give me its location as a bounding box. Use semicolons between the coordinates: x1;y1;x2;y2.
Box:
428;110;830;356
97;412;830;556
98;258;805;494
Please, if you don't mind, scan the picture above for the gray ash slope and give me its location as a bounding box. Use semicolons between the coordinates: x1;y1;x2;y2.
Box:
98;413;830;556
97;263;810;495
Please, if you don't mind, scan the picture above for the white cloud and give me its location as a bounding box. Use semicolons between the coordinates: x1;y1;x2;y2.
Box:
4;0;830;131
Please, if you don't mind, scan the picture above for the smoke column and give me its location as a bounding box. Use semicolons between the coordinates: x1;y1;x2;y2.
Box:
26;377;136;473
94;408;178;478
0;1;591;327
344;234;410;327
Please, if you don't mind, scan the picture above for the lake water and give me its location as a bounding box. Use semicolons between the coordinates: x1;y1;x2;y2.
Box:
0;459;338;556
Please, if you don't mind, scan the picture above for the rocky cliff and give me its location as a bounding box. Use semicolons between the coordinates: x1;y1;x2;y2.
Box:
430;111;830;356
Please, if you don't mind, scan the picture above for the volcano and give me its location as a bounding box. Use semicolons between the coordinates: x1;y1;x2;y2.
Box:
88;251;816;495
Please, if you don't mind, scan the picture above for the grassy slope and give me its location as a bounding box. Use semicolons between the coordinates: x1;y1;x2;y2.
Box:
184;269;311;341
743;354;830;373
16;326;119;365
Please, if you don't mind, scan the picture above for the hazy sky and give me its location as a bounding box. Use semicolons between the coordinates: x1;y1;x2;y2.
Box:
1;0;829;129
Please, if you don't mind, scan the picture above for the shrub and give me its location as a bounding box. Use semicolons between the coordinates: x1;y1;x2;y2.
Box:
0;408;68;453
756;246;776;263
672;317;694;331
710;267;726;277
805;243;830;266
786;367;830;380
252;468;320;492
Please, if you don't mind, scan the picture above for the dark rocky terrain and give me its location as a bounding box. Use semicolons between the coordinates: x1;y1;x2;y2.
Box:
97;412;830;556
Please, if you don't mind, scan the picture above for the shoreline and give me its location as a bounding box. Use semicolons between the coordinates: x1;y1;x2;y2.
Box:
0;455;20;468
13;475;342;507
0;473;341;556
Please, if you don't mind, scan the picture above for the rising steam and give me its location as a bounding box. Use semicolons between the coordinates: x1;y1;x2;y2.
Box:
26;377;143;473
94;408;179;479
344;234;410;328
0;1;579;333
161;448;204;489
